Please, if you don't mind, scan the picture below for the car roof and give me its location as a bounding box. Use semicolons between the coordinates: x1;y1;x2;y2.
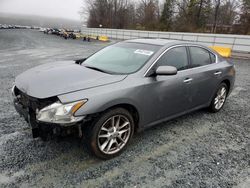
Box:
125;38;216;53
123;38;220;59
125;38;211;49
125;38;183;46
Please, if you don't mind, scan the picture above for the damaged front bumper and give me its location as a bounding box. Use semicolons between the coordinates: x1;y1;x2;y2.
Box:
12;86;86;140
13;97;29;122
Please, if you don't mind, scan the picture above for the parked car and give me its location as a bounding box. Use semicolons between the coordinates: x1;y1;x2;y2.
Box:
12;39;235;159
61;29;73;39
70;32;85;39
58;29;64;37
44;28;52;34
38;28;45;32
66;30;75;39
51;28;60;35
62;30;69;39
1;24;9;29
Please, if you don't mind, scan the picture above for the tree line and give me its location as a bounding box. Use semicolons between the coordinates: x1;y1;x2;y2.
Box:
83;0;250;34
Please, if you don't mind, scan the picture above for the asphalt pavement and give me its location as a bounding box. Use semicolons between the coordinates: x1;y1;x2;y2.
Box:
0;29;249;188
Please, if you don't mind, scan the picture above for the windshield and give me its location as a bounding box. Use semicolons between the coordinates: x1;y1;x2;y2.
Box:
83;42;161;74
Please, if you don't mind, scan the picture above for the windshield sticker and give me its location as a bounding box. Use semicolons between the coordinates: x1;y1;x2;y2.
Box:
134;49;154;56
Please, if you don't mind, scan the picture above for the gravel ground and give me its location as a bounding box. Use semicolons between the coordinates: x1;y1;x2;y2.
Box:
0;29;249;188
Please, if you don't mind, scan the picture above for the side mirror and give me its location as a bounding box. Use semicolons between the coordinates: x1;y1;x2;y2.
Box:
155;66;177;76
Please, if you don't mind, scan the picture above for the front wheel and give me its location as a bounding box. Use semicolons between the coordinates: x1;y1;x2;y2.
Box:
209;83;228;112
85;108;134;159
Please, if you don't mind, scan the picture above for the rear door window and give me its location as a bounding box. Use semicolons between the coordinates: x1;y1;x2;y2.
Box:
189;47;212;68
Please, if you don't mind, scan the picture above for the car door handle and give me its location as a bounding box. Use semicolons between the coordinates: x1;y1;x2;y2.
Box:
183;78;193;83
214;71;222;76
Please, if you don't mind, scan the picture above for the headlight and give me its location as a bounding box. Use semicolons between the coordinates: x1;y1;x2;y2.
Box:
36;100;87;124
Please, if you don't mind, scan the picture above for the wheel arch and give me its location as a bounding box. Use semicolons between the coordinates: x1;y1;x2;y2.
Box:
207;78;232;108
103;103;140;132
221;79;231;95
84;102;140;133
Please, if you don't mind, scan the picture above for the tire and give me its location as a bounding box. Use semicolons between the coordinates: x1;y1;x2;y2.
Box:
209;83;228;113
85;108;134;159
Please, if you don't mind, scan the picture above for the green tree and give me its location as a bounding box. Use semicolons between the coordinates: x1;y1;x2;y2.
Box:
160;0;174;31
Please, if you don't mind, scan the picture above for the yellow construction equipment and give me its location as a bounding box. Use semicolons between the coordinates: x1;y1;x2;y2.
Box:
210;46;232;58
99;36;109;42
81;34;109;42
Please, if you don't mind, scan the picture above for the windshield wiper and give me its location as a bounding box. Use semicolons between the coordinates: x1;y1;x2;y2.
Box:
84;65;123;75
84;65;110;74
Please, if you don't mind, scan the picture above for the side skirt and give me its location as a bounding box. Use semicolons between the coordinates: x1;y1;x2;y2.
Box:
137;104;209;132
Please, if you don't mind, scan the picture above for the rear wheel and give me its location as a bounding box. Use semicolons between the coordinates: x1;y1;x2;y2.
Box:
209;83;228;112
85;108;134;159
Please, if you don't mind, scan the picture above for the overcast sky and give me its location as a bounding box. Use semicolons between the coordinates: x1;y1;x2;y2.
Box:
0;0;84;20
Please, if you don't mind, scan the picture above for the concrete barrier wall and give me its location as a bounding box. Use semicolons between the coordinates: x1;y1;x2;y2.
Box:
81;28;250;53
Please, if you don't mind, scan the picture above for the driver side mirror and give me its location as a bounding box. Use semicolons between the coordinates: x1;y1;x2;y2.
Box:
155;66;177;76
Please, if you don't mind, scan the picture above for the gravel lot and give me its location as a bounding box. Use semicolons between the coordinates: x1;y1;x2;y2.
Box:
0;29;249;188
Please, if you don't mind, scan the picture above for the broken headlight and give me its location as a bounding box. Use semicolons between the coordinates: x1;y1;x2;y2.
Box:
36;100;87;124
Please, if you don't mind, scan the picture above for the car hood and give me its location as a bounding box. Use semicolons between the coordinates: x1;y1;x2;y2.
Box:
15;61;127;99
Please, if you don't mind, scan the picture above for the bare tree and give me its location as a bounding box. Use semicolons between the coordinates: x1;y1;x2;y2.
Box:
238;0;250;34
135;0;160;30
81;0;248;34
212;0;221;32
84;0;135;29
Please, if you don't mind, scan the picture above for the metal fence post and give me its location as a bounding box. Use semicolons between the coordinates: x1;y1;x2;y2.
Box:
232;37;236;51
213;36;216;46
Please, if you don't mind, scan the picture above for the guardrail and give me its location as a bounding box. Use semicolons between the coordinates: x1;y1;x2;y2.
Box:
81;28;250;53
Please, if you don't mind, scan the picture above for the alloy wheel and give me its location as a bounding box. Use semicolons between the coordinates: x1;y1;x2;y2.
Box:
214;86;227;110
97;115;131;155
